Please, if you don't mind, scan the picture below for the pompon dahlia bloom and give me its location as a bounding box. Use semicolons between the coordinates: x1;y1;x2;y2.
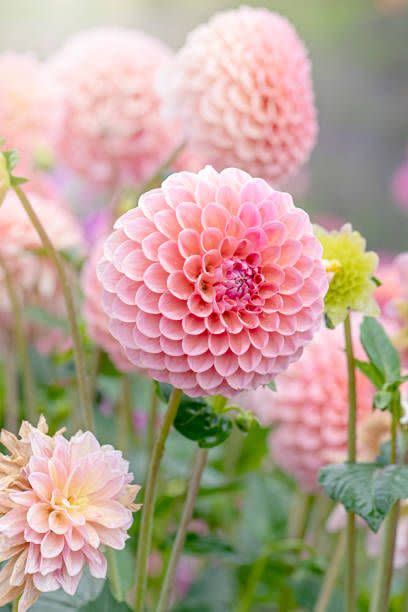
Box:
97;166;328;397
241;325;374;492
316;224;379;326
82;237;133;372
160;7;317;186
0;417;140;611
0;189;83;354
49;28;181;188
0;53;58;174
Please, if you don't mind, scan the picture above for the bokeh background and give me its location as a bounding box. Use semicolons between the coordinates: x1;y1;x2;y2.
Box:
1;0;407;250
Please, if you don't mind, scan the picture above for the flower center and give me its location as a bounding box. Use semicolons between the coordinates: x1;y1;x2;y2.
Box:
214;254;263;313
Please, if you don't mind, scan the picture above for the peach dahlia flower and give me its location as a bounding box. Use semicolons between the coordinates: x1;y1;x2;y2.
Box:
0;417;140;611
82;237;133;372
0;189;83;354
97;166;328;397
160;7;317;186
241;325;374;492
49;28;181;188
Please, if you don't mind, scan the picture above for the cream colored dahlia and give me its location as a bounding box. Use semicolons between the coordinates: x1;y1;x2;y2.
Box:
0;417;140;611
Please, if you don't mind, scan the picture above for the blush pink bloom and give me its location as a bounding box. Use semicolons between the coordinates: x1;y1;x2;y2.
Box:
49;28;182;189
160;7;317;186
97;165;327;397
82;237;134;372
0;188;83;354
0;417;140;611
0;53;58;175
392;157;408;213
240;325;374;492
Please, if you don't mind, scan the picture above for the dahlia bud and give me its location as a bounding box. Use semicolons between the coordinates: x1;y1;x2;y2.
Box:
0;152;10;206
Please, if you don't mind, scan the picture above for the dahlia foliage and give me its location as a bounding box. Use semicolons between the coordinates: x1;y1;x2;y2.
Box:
0;6;407;612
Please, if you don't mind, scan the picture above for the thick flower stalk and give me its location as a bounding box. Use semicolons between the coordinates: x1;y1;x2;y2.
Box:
49;28;182;189
316;223;379;326
97;165;328;396
0;417;140;611
160;7;317;186
238;324;374;491
0;189;83;354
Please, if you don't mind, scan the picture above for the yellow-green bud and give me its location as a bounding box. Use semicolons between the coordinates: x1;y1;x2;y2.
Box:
0;152;11;206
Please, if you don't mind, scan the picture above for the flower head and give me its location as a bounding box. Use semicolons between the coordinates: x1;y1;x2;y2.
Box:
160;7;317;186
0;417;140;611
97;166;327;397
0;53;58;175
239;325;374;492
316;223;379;326
82;237;134;372
49;28;181;188
0;188;83;354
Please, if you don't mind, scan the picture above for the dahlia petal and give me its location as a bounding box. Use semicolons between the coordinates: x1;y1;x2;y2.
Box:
121;249;150;281
208;333;229;356
40;531;65;559
238;202;262;228
159;293;189;320
83;546;107;579
123;216;155;242
201;203;230;231
196;368;223;391
65;529;84;552
214;351;240;377
160;317;185;340
142;231;167;261
238;346;262;372
158;241;184;273
167;271;194;299
33;571;59;593
215;184;240;213
27;503;50;534
188;351;214;373
136;311;161;338
83;501;131;529
144;263;169;293
182;313;207;335
135;285;161;314
182;332;209;356
201;228;224;252
116;276;138;305
49;510;70;535
187;293;213;318
176;202;203;231
57;567;82;595
63;548;84;577
178;229;202;258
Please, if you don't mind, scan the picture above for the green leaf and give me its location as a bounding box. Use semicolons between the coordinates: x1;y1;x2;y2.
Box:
182;533;235;556
3;149;19;171
360;316;401;383
354;359;384;389
324;313;335;329
157;383;233;448
319;462;408;532
79;583;131;611
373;390;392;410
267;380;277;391
10;175;28;186
372;276;382;288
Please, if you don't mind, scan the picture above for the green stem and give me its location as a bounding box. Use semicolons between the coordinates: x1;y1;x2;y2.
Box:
236;549;269;612
288;491;314;540
370;395;400;612
157;447;208;612
0;253;36;422
134;388;182;612
118;374;132;453
13;185;93;431
12;597;19;612
344;313;357;612
3;342;18;431
107;548;123;602
315;531;346;612
147;381;158;456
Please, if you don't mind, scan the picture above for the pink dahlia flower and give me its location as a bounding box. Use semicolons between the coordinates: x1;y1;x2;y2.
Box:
49;28;181;189
97;166;327;397
82;237;133;372
160;7;317;186
0;53;58;175
0;189;83;354
392;157;408;213
0;417;140;611
242;325;374;492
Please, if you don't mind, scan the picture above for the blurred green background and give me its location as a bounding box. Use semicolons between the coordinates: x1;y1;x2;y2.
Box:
1;0;407;251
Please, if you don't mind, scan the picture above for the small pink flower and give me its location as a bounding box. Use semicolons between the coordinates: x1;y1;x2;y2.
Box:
49;28;182;189
97;166;327;397
239;325;374;492
0;188;83;354
0;417;140;611
0;53;58;175
160;7;317;186
82;237;134;372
